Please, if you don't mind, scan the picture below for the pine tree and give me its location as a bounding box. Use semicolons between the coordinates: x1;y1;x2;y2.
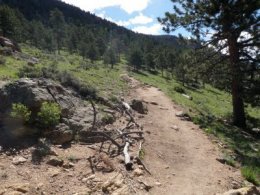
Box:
0;5;19;38
50;8;65;54
129;49;143;71
159;0;259;127
104;48;117;69
87;44;99;62
144;52;155;71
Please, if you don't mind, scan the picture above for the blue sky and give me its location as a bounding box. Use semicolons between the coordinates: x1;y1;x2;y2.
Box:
62;0;189;36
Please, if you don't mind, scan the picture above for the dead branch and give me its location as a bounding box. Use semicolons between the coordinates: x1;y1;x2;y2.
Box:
87;131;123;154
89;100;97;131
87;156;95;174
123;141;133;170
135;157;151;175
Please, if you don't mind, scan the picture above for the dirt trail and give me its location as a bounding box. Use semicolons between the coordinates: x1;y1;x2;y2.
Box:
129;82;242;195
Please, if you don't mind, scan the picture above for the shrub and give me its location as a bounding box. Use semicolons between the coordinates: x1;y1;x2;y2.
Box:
241;166;260;186
0;57;6;65
41;64;59;80
37;102;61;128
18;65;42;78
10;103;31;123
101;114;115;124
174;86;185;94
59;71;97;99
109;96;120;103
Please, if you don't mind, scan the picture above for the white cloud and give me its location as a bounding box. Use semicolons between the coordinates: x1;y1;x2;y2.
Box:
97;12;153;26
132;23;162;35
128;13;153;25
62;0;150;14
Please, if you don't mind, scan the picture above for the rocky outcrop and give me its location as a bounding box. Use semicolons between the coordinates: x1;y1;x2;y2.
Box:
0;36;20;52
0;78;102;144
0;78;78;117
217;186;260;195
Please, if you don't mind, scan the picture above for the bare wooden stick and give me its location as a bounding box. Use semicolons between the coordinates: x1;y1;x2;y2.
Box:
136;157;151;175
87;156;95;174
137;141;143;158
86;131;123;154
99;141;104;153
89;100;97;131
123;142;133;170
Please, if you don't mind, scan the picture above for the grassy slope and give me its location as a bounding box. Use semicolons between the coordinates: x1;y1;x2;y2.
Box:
131;71;260;186
0;45;128;98
0;45;259;185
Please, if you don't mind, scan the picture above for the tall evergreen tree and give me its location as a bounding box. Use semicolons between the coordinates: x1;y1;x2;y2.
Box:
144;52;155;71
104;47;117;69
0;5;19;38
129;49;143;71
50;8;65;54
159;0;260;127
87;43;99;62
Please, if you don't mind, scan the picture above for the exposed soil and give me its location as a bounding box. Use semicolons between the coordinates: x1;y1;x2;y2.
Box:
127;78;243;195
0;76;243;195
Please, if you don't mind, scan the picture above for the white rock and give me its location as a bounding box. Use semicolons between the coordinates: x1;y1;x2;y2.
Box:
133;168;144;177
155;182;162;186
12;156;27;165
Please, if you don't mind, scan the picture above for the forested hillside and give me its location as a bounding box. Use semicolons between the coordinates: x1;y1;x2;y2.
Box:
0;0;187;58
0;0;259;192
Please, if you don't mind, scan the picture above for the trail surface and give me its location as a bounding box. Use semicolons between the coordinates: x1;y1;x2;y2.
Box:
128;79;242;195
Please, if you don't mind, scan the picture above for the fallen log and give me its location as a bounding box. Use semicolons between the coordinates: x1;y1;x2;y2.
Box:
182;93;192;100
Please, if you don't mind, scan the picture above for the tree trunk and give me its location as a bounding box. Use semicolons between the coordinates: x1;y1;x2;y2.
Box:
227;36;246;128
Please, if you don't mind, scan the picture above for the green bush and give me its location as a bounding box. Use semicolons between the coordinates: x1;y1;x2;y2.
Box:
10;103;31;123
241;166;260;186
174;86;185;94
18;65;42;78
37;102;61;128
101;114;115;124
59;71;97;98
0;57;6;65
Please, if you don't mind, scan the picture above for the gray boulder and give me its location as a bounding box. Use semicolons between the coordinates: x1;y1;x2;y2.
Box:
131;99;148;114
0;78;77;117
0;78;102;144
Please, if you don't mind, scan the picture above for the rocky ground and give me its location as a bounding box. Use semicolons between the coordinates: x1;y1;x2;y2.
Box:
0;75;259;195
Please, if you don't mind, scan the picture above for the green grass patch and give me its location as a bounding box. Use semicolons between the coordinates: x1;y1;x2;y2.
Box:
241;166;260;186
0;44;128;98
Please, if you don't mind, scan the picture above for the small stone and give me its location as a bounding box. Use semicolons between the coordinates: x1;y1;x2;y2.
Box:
175;111;185;117
217;186;260;195
12;156;27;165
48;168;61;177
139;180;153;191
133;168;144;177
62;162;75;169
86;174;96;180
9;183;30;193
36;183;44;190
82;178;88;183
114;179;123;188
47;157;64;167
138;165;144;170
231;181;241;189
155;182;162;186
165;166;170;169
171;125;179;131
0;188;6;195
131;99;148;114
